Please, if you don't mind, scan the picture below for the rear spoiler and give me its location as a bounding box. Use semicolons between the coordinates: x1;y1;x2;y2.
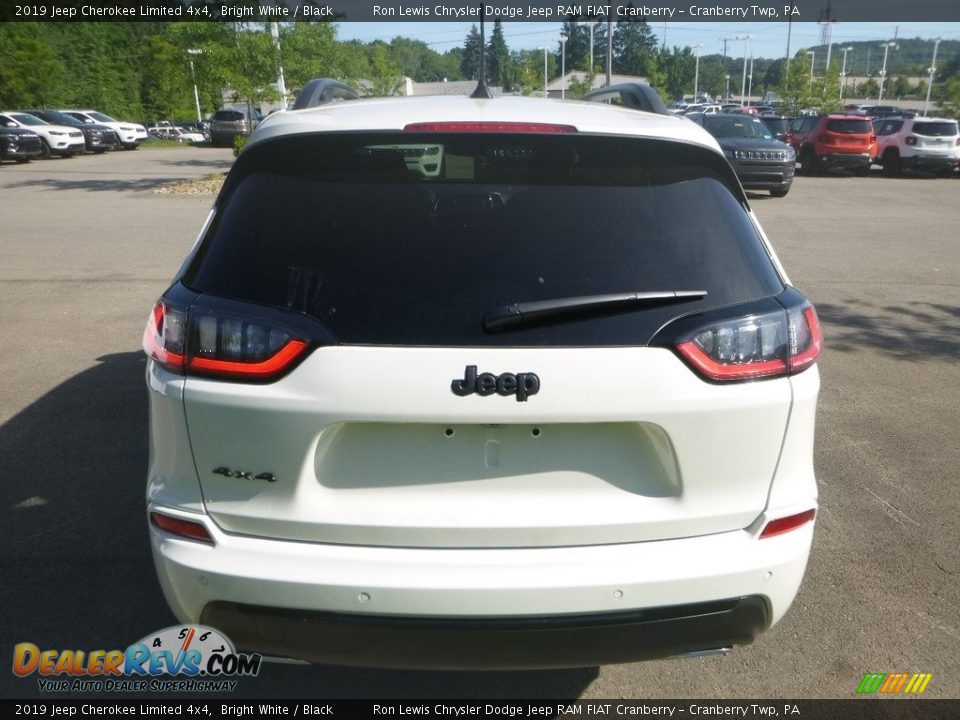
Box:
581;83;669;116
294;79;360;110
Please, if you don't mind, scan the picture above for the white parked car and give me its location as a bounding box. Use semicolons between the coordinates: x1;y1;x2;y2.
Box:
143;82;822;669
0;111;85;158
875;116;960;176
59;109;147;149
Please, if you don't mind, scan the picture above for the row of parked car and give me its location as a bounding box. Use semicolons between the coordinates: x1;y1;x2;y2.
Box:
0;108;149;162
679;105;959;198
0;104;266;164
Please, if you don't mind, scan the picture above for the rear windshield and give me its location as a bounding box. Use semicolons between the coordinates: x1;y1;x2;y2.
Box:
760;118;788;134
912;121;958;137
826;119;872;134
213;111;244;121
185;133;783;346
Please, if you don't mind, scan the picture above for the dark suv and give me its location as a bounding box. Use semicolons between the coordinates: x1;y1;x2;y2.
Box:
0;127;43;163
787;114;877;174
210;107;261;147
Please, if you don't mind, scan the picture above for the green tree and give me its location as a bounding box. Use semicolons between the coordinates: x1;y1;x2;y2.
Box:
487;20;511;90
0;23;65;107
613;20;659;77
935;75;960;116
461;25;482;80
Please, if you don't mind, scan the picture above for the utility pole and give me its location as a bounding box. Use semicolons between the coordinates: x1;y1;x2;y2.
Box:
606;19;613;86
691;44;702;101
736;35;751;106
839;46;853;101
270;21;287;104
819;20;838;70
559;33;567;100
186;49;203;123
538;46;548;97
747;54;754;103
924;38;941;116
878;41;897;102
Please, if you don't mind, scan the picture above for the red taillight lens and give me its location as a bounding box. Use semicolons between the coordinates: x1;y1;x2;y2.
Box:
759;509;816;539
150;512;214;543
675;304;822;382
404;121;577;134
143;300;310;382
955;138;960;147
142;302;186;374
905;136;917;146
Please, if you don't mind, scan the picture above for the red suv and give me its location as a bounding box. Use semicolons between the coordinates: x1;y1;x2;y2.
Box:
787;114;876;174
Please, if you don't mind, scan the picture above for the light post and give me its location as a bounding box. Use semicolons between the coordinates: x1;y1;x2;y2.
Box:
724;74;730;101
878;41;897;102
839;46;853;101
559;34;568;100
691;44;702;101
537;47;548;98
577;21;598;72
747;54;754;104
924;38;941;116
736;35;750;106
186;48;203;123
806;50;815;80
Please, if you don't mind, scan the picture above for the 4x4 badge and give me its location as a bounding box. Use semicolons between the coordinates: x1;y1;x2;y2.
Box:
451;365;540;402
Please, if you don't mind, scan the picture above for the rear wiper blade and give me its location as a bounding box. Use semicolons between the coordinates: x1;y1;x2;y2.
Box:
483;290;707;332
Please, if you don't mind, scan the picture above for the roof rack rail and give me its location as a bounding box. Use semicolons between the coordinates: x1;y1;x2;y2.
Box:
293;79;360;110
581;83;670;116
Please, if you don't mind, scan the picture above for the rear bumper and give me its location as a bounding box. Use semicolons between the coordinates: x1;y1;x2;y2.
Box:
902;154;958;170
818;152;872;170
201;596;769;670
149;507;814;668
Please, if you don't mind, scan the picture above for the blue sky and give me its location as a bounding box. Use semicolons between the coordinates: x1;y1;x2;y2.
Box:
335;21;960;59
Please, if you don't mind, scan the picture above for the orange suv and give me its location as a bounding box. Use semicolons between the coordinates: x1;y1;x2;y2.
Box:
787;114;876;175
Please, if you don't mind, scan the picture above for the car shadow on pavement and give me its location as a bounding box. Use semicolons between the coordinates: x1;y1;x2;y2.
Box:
0;352;598;700
16;177;188;193
158;158;234;169
816;300;960;360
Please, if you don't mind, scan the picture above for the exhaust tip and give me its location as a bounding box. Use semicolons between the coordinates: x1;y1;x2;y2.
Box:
678;647;734;659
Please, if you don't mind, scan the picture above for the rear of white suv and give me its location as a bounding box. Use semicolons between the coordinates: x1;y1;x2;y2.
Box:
876;116;960;176
144;95;822;669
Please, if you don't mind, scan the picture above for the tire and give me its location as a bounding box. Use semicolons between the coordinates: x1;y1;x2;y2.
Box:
882;150;901;177
15;158;31;164
769;186;790;198
800;147;818;175
38;139;51;159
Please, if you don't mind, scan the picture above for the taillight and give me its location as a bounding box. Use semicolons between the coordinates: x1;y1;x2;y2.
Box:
759;509;816;539
905;136;917;146
142;302;186;374
143;300;310;382
675;304;822;382
150;512;214;543
404;121;577;134
955;138;960;147
869;134;877;144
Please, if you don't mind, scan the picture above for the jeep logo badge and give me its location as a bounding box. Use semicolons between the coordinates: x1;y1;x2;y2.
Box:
451;365;540;402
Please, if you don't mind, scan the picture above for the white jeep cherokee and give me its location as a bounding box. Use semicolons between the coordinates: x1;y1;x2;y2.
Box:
60;109;148;149
143;83;822;669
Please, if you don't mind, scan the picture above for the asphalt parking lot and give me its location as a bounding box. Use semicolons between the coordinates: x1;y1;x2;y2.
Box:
1;147;957;700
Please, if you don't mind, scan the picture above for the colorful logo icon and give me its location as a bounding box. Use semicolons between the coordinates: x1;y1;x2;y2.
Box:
13;625;260;692
857;672;933;695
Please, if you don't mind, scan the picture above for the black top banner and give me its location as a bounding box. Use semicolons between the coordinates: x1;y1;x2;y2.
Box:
3;0;960;22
